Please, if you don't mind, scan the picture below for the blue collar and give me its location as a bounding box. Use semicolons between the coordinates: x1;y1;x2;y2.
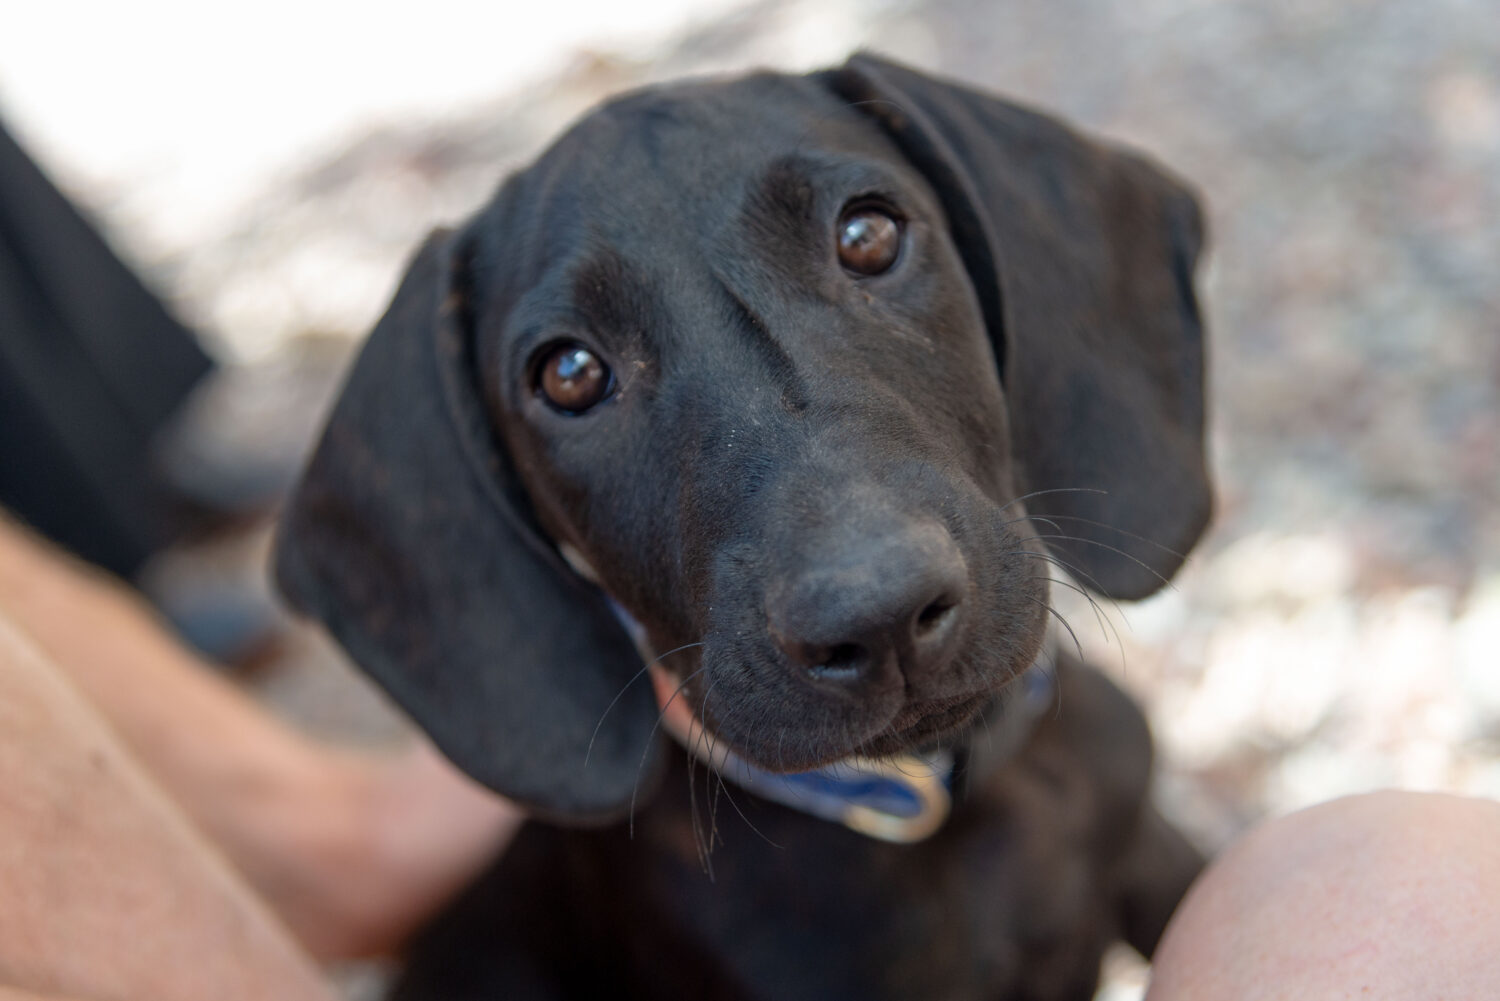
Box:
713;746;957;843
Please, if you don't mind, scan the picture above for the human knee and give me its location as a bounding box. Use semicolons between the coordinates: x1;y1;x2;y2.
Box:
1148;791;1500;1000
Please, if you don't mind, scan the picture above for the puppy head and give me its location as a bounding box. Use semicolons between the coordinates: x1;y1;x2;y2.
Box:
276;54;1210;822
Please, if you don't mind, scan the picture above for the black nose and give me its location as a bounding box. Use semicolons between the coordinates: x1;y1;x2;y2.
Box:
765;522;967;689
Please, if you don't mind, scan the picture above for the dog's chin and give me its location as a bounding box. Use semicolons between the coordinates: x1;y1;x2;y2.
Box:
711;689;997;774
850;690;996;760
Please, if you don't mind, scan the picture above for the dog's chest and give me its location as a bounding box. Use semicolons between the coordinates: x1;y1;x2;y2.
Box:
608;760;1115;1001
394;716;1127;1001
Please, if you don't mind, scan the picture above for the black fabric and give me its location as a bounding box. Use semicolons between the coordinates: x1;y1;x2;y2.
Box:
0;120;212;575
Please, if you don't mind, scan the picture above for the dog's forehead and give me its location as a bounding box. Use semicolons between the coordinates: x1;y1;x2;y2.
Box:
476;71;921;357
544;74;859;196
513;73;901;257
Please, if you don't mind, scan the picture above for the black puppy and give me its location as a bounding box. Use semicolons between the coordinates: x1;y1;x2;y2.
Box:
277;54;1211;1000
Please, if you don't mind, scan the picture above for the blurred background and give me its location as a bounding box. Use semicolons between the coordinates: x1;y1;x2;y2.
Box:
2;1;1497;997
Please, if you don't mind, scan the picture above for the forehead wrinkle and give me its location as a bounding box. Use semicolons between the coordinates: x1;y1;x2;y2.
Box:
564;245;662;352
701;265;809;410
741;153;821;228
703;155;838;312
725;150;917;260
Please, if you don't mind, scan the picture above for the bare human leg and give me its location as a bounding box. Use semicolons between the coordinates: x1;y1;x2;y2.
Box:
1147;790;1500;1001
0;512;522;959
0;614;336;1001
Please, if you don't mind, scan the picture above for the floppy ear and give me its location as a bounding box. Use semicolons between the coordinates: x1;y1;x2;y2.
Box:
825;54;1212;600
274;230;660;822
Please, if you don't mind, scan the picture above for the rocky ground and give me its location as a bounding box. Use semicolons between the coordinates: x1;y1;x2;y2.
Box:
32;1;1500;996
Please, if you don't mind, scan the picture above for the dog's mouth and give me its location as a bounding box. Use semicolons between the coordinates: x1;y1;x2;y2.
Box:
660;662;998;772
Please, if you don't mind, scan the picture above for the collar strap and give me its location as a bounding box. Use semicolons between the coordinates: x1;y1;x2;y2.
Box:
711;746;955;843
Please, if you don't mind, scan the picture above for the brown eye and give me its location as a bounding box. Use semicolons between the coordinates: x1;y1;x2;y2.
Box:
836;205;901;275
536;342;613;413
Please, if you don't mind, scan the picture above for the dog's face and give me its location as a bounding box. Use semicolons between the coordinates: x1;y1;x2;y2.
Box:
277;56;1211;820
479;74;1046;769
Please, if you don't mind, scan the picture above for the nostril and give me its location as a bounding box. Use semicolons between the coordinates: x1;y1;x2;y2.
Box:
914;598;956;636
824;642;866;671
804;641;869;682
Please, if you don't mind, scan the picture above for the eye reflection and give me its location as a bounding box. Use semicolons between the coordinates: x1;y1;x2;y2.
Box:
536;342;612;413
837;206;901;275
